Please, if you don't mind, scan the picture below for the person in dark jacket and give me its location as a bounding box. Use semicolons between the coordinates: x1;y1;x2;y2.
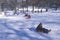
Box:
36;23;43;32
36;23;51;33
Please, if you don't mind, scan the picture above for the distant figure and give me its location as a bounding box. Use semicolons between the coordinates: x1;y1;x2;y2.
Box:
25;13;31;19
46;9;48;12
25;13;28;17
36;23;51;33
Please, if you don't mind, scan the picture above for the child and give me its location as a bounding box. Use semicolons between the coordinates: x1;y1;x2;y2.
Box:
25;13;31;19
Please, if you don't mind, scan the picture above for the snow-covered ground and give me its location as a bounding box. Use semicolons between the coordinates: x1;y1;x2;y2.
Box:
0;9;60;40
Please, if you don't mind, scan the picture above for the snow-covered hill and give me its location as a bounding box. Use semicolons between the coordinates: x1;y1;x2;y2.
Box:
0;10;60;40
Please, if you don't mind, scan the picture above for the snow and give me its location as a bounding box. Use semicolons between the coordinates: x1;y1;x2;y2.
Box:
0;9;60;40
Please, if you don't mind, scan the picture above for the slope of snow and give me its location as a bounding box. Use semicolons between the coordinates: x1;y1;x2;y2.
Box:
0;10;60;40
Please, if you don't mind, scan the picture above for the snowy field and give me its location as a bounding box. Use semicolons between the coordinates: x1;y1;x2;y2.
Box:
0;9;60;40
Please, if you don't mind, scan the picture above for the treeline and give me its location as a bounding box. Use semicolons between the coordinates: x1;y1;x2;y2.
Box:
0;0;17;11
0;0;60;11
21;0;60;8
